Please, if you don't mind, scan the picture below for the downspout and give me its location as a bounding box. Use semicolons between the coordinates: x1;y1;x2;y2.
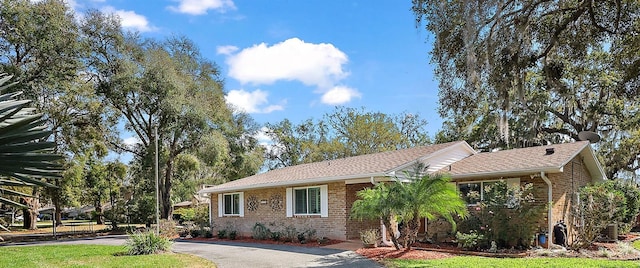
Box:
371;176;396;247
541;172;553;247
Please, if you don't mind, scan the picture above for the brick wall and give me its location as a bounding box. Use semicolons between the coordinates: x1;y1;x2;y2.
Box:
345;183;380;240
424;156;595;246
209;181;348;240
549;157;593;243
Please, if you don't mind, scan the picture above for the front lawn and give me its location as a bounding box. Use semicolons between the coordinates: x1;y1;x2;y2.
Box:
387;256;639;268
0;244;215;268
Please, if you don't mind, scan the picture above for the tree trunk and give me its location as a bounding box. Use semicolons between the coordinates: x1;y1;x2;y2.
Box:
161;159;173;219
53;193;62;226
21;193;39;230
383;215;401;250
404;214;421;250
95;199;104;225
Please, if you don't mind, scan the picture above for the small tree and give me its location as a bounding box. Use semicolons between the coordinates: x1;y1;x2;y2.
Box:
350;170;467;250
395;173;467;249
350;183;402;249
571;182;625;249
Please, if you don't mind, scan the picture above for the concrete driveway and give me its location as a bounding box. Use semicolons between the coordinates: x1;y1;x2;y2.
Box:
4;235;381;268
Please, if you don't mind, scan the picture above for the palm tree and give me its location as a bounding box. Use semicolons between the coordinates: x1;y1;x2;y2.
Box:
395;173;468;249
0;74;64;227
350;182;403;249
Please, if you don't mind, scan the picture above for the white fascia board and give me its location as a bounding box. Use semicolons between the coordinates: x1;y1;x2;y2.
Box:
449;167;562;180
388;141;477;174
198;172;388;194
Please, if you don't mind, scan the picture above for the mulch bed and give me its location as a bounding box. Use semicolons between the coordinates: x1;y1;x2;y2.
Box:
183;236;343;248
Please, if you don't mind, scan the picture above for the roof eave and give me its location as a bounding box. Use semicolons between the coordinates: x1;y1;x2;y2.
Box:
449;167;563;180
197;172;389;194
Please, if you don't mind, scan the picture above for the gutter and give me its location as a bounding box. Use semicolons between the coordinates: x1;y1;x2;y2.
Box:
540;171;553;248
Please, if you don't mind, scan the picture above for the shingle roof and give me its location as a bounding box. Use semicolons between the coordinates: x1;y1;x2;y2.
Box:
444;141;592;178
201;141;466;193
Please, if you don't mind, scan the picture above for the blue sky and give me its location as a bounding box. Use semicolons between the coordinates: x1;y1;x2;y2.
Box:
70;0;441;148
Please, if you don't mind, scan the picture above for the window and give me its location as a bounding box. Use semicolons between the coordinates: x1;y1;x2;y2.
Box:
286;185;328;217
294;187;321;214
218;192;244;217
458;179;518;204
224;193;240;215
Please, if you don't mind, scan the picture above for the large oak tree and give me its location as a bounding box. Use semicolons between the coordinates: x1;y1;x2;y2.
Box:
413;0;640;179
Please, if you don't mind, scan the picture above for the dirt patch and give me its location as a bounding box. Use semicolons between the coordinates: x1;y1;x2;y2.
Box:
356;246;455;261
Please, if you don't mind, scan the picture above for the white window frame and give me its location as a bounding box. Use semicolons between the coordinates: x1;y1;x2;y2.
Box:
286;185;328;218
457;178;520;205
218;192;244;217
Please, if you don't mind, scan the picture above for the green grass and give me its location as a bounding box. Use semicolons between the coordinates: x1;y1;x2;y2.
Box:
634;240;640;251
0;244;215;268
387;256;640;268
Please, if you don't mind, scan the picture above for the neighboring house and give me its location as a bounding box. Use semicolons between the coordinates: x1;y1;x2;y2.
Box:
198;140;605;246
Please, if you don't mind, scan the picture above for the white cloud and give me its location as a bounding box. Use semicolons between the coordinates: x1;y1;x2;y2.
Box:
320;86;361;105
254;127;273;146
225;89;285;114
168;0;236;15
123;136;141;148
216;45;239;55
102;6;155;32
225;38;349;88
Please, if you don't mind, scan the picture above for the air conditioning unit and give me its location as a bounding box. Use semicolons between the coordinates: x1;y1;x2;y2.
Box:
601;224;618;242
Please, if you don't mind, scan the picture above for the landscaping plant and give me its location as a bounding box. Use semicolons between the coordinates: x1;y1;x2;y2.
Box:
126;231;173;255
477;181;544;249
571;182;625;249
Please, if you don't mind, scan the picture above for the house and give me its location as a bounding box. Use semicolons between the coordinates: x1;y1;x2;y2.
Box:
198;140;605;245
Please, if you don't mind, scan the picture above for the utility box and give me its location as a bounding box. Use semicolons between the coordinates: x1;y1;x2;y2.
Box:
601;224;618;242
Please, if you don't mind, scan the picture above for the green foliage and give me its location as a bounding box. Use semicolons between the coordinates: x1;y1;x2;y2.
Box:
252;222;270;240
281;225;297;242
264;107;430;170
192;205;210;227
413;0;640;179
605;180;640;233
174;208;196;222
217;229;226;239
0;75;64;209
455;231;485;250
350;169;467;249
572;182;626;248
471;181;544;249
125;231;173;255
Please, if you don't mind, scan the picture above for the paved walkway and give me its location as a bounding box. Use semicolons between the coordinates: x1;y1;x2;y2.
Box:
3;235;381;268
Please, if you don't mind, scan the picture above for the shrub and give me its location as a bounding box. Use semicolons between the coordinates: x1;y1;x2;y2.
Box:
190;228;203;238
571;182;625;249
297;228;317;243
456;231;485;250
229;230;237;240
252;223;271;240
126;231;173;255
359;229;380;246
473;181;544;249
159;219;178;238
270;231;281;241
217;229;227;239
282;225;297;242
203;229;213;238
173;208;195;222
193;205;210;227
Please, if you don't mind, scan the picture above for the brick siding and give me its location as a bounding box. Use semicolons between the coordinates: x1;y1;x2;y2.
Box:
209;181;348;240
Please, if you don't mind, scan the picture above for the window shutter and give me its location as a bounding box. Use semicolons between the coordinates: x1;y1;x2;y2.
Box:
239;192;245;217
286;188;293;217
217;194;223;217
320;185;328;218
